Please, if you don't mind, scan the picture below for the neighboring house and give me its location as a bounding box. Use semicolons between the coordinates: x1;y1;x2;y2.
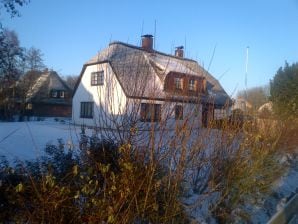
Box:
19;70;72;117
258;102;273;118
72;35;231;129
232;97;252;112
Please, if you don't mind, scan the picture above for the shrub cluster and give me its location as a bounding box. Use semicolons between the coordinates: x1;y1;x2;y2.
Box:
0;136;188;223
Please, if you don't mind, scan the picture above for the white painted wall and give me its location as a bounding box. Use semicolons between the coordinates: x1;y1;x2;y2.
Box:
214;107;231;119
72;63;127;127
125;98;202;131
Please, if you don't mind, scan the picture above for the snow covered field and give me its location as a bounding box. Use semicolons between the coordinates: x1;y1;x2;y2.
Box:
0;120;86;161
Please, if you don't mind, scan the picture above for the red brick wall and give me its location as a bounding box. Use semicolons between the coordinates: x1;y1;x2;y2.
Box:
32;104;71;117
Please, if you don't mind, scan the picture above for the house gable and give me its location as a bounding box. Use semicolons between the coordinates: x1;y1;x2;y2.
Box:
72;62;128;126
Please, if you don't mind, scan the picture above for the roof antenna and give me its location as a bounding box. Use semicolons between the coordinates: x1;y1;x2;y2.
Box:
184;35;187;58
109;34;113;44
245;46;249;101
207;43;217;72
154;19;156;50
140;20;144;46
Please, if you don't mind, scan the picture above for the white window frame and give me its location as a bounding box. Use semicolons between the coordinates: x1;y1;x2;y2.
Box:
189;79;196;91
174;78;183;90
60;91;65;98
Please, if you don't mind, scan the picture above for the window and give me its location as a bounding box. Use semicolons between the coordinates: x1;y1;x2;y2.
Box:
60;91;65;98
174;78;183;90
175;105;183;120
51;90;66;98
91;71;104;86
26;103;32;110
189;79;196;91
51;90;58;98
140;103;161;122
80;102;94;118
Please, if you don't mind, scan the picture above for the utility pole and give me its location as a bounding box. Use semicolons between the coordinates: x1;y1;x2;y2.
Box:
245;46;249;100
245;46;249;112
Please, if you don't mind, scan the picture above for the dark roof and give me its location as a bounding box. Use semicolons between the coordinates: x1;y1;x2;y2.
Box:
75;41;231;106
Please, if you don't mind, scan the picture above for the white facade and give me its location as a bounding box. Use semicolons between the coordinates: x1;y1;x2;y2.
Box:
214;108;231;120
72;62;127;127
72;62;202;130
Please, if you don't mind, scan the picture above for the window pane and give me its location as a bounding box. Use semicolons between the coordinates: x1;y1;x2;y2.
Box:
60;91;65;98
189;79;196;91
140;103;161;122
175;78;183;90
154;104;161;121
175;105;183;120
98;71;104;85
91;71;104;86
80;102;93;118
51;90;57;98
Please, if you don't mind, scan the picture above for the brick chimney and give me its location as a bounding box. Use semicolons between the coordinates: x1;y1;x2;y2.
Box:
141;34;154;52
175;46;184;58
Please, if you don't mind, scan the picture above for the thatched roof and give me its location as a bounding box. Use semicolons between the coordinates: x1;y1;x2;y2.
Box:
25;71;72;105
77;42;231;107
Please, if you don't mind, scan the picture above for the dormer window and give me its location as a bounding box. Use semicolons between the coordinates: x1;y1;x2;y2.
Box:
60;91;65;98
174;78;183;90
51;90;58;98
91;71;104;86
51;90;66;98
189;79;196;91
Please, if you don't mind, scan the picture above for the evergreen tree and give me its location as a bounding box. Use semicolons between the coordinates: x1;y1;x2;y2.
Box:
270;62;298;120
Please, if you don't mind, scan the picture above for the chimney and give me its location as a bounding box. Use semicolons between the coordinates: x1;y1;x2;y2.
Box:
175;46;184;58
141;34;154;52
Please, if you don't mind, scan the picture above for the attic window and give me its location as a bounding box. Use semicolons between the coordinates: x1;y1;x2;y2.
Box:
91;71;104;86
174;78;183;90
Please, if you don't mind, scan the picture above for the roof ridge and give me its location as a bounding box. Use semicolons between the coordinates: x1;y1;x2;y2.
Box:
108;41;197;63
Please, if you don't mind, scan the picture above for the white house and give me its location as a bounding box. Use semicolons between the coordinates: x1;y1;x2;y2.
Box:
232;97;252;112
72;35;231;131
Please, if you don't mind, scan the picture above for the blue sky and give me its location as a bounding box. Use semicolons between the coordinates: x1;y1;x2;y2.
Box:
2;0;298;96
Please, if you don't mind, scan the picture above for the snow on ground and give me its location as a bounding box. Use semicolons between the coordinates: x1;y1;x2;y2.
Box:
1;120;297;223
248;152;298;223
0;120;90;161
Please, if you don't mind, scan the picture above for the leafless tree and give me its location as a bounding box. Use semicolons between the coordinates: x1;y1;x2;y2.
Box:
64;75;78;90
0;29;24;119
237;85;269;112
24;47;45;72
